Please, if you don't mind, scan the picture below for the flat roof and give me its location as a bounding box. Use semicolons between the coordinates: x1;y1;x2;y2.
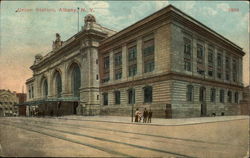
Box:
100;5;243;53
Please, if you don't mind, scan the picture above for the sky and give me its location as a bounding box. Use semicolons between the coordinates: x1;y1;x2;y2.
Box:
0;1;249;93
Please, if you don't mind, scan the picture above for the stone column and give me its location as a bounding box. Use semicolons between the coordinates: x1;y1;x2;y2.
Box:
47;70;53;98
239;57;243;84
222;50;226;82
192;38;197;76
122;44;128;80
137;37;143;75
204;42;208;79
229;55;232;83
61;62;67;97
109;51;114;81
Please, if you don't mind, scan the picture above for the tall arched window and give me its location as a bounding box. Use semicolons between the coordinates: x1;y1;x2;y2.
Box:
71;64;81;97
43;79;48;98
55;71;62;97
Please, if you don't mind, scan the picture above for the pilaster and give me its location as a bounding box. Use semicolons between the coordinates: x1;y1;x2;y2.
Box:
109;51;114;81
137;38;143;75
122;44;128;79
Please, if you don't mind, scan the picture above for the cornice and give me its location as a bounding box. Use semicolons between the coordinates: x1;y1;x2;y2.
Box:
31;29;107;71
100;72;244;91
99;5;244;56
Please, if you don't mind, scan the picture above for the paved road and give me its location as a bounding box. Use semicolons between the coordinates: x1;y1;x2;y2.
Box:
0;116;248;157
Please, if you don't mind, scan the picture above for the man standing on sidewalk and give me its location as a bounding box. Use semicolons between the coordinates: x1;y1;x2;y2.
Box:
143;108;148;123
148;109;152;123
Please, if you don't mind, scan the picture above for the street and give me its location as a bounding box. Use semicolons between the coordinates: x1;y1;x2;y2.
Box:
0;116;249;158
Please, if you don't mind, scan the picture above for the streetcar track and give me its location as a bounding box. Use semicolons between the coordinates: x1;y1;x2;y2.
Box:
0;122;134;158
14;118;244;150
56;116;248;126
16;117;242;147
5;120;196;158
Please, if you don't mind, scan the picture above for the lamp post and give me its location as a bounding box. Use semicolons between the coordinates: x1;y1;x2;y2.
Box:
199;69;206;117
131;74;135;122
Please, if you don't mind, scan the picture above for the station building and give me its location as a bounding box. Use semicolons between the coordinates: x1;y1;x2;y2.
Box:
26;5;245;118
98;5;245;118
25;15;116;116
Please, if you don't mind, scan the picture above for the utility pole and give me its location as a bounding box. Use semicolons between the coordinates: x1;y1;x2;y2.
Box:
131;75;135;122
77;7;80;32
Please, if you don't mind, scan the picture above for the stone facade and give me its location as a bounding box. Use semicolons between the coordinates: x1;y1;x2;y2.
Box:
26;14;116;115
26;5;245;118
0;90;19;116
98;5;245;118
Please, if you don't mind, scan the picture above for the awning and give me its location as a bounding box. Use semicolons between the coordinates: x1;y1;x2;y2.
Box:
15;97;80;106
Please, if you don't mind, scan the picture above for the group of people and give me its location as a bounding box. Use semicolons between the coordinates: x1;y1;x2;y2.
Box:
135;108;152;123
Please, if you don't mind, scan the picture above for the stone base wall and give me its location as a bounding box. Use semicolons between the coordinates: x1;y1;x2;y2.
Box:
99;104;167;118
171;103;241;118
37;102;78;116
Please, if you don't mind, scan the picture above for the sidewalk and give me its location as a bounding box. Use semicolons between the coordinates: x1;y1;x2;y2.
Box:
57;115;249;126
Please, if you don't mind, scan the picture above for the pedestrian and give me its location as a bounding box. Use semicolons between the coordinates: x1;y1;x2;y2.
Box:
148;109;153;123
135;108;139;122
143;108;148;123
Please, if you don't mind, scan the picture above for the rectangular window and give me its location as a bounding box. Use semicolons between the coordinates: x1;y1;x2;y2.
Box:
220;89;224;103
31;86;34;98
184;38;192;71
227;91;232;103
143;37;155;74
115;71;122;80
217;53;222;68
186;85;193;101
208;70;213;77
197;44;203;60
217;72;222;79
208;49;214;65
199;87;206;102
143;39;154;57
103;93;108;106
114;91;121;105
104;56;110;70
29;89;31;99
128;46;137;61
128;89;135;104
234;92;238;103
184;61;192;72
210;88;216;102
184;38;192;59
144;60;154;73
144;86;152;103
114;52;122;66
232;59;237;82
129;64;137;76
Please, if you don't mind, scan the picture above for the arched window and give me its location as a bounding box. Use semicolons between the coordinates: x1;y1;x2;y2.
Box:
71;64;81;97
43;79;48;97
55;71;62;97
